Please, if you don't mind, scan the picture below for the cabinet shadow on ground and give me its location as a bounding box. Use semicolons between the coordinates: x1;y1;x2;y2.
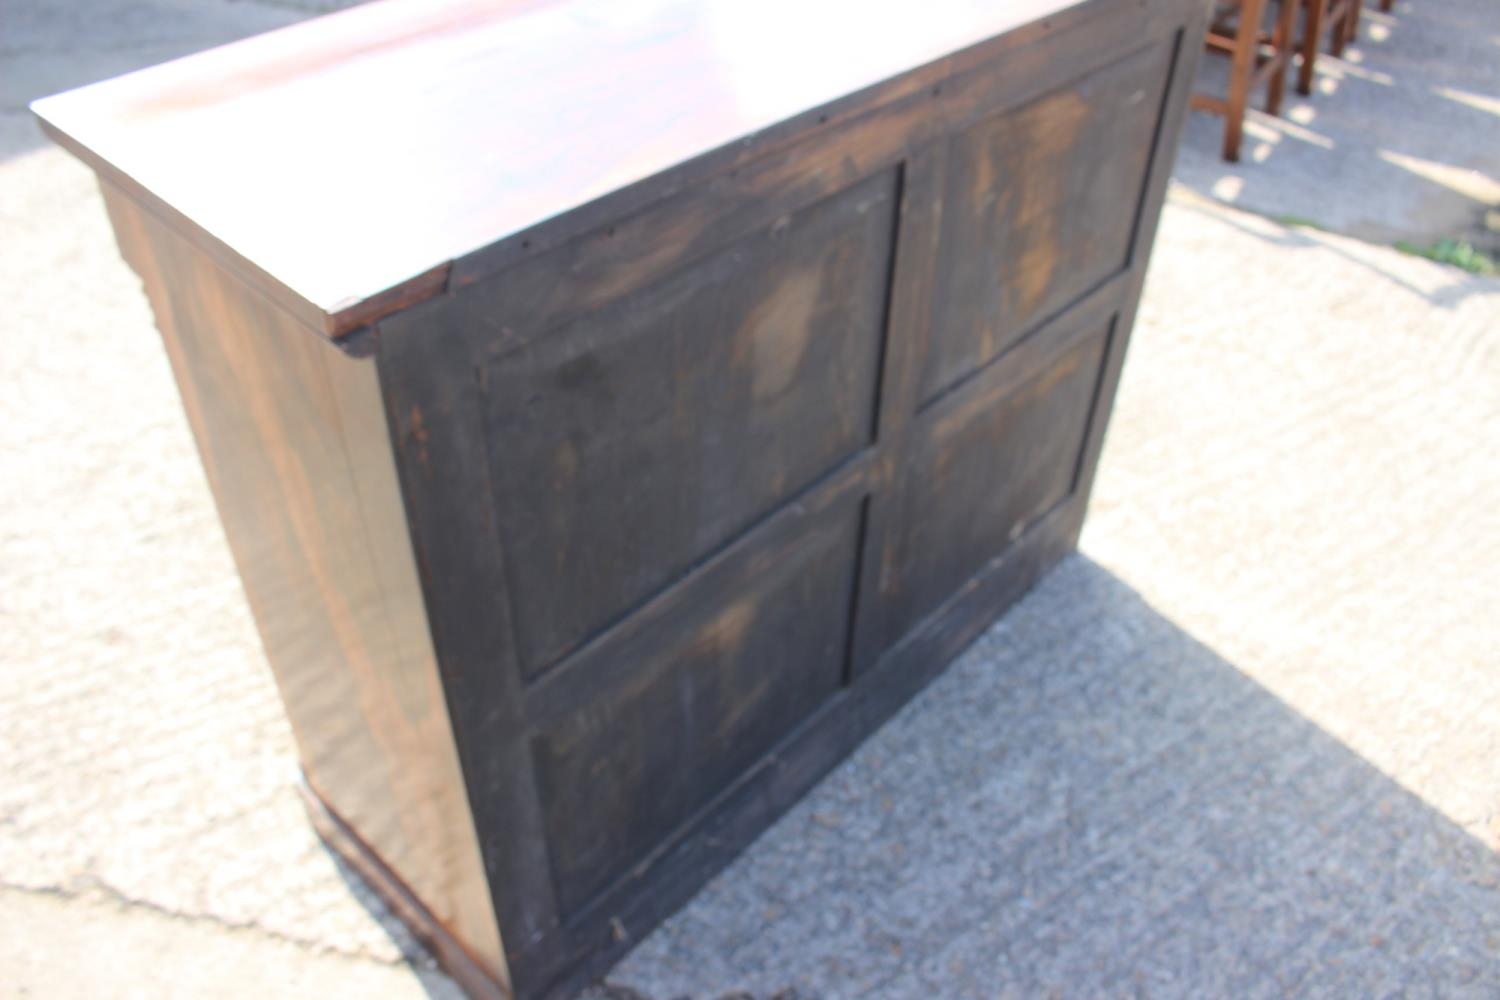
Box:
328;553;1500;998
606;554;1499;997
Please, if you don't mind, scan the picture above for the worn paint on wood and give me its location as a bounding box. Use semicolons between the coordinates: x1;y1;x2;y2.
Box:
920;41;1172;401
482;172;896;677
888;329;1112;644
535;498;863;914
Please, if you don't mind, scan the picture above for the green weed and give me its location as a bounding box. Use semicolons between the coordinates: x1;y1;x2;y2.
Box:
1394;238;1497;276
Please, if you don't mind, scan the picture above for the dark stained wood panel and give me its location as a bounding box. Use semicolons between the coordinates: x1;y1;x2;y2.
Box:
483;172;896;677
919;42;1171;402
533;498;862;915
887;328;1111;644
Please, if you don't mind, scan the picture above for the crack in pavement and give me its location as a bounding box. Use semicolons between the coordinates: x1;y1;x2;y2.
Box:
0;878;416;969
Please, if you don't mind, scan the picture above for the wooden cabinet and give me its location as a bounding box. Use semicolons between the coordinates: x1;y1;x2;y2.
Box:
33;0;1206;996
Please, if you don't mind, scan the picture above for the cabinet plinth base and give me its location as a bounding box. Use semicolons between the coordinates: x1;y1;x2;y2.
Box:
299;777;511;1000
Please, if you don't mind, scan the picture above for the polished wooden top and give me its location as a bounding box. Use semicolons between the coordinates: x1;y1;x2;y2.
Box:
34;0;1089;337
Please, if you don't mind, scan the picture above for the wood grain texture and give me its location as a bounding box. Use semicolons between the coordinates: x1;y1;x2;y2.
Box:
300;781;511;1000
377;302;563;960
886;328;1112;644
920;40;1173;401
98;184;508;987
483;171;895;678
535;497;863;914
33;0;1148;337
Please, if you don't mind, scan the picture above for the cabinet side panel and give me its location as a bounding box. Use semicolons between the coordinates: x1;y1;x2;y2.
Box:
99;183;507;988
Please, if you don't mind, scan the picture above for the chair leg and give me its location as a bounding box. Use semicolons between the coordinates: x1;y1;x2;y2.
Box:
1379;0;1393;10
1330;0;1349;56
1225;0;1267;161
1299;0;1326;94
1346;0;1364;44
1267;0;1298;115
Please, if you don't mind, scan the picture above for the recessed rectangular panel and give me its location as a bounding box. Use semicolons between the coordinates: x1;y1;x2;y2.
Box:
918;42;1170;401
533;500;862;915
483;171;897;677
886;328;1109;644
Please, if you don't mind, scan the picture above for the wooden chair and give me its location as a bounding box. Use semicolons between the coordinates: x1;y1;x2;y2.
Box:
1297;0;1364;95
1191;0;1301;162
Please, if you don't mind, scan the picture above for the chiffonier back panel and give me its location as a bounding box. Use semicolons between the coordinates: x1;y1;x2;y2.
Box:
374;6;1203;995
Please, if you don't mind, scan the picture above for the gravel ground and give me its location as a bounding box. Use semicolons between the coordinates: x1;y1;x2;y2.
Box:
2;0;1497;997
